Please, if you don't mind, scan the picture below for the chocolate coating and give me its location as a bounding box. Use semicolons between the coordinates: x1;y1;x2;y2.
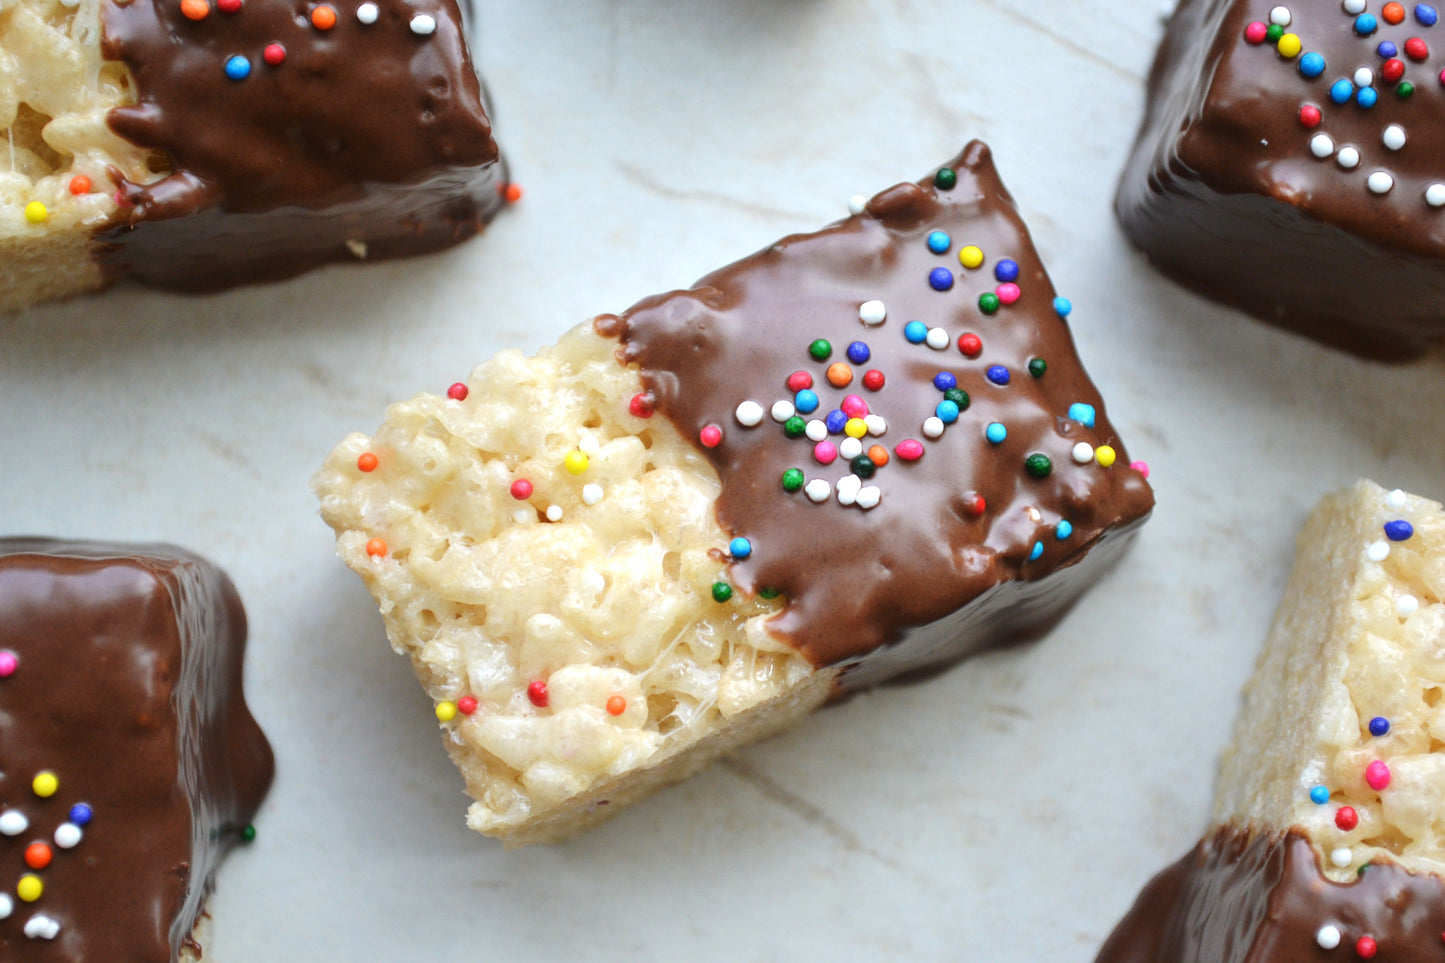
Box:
97;0;504;291
0;540;273;961
1098;828;1445;962
1119;0;1445;359
599;142;1153;691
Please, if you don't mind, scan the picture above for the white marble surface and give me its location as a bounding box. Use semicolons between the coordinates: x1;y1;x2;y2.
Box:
5;0;1445;958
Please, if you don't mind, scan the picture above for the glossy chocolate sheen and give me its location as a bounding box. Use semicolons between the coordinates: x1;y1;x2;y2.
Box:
1119;0;1445;359
0;540;273;961
1097;827;1445;962
599;142;1154;690
98;0;503;291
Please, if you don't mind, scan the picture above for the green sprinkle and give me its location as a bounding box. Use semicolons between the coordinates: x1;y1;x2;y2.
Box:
1024;454;1053;479
1398;81;1415;99
1266;23;1284;41
711;582;733;603
851;455;877;479
781;467;805;492
978;292;1001;314
934;168;958;190
759;587;781;600
1028;358;1048;378
808;339;832;361
783;416;806;439
943;388;969;409
241;824;257;843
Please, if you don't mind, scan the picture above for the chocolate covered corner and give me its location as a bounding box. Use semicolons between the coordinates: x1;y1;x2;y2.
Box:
0;539;273;960
1119;0;1445;359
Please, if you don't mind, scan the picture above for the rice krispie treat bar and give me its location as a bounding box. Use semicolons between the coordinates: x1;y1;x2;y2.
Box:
1098;481;1445;961
0;539;274;960
0;0;506;310
315;141;1155;845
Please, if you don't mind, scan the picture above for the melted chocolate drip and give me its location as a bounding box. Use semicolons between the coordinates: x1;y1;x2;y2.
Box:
0;540;274;961
599;142;1153;689
1119;0;1445;359
1098;828;1445;962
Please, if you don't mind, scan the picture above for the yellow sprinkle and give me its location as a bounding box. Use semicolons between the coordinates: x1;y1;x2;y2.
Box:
1095;445;1117;468
23;202;47;225
958;245;984;270
1276;33;1301;58
563;451;589;475
435;700;457;722
32;771;57;798
844;418;868;439
17;874;42;902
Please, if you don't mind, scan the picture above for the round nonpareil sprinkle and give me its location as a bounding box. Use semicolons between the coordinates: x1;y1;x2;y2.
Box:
1386;1;1407;22
581;483;603;505
446;382;469;401
1311;133;1336;157
996;282;1021;305
839;437;863;460
957;332;983;357
1337;146;1361;168
771;400;795;422
356;452;379;473
53;824;81;849
934;168;957;190
0;650;16;678
527;681;549;707
365;537;387;557
263;43;286;65
809;339;833;361
787;370;813;392
356;0;378;21
1300;51;1326;77
1311;785;1330;804
814;441;838;464
311;4;336;27
1053;297;1072;317
1068;403;1096;427
805;420;827;442
606;695;626;716
1421;3;1441;25
435;701;457;722
1055;520;1073;539
16;877;41;903
1025;454;1052;478
862;369;885;390
1356;936;1378;958
1367;171;1394;193
1300;104;1323;127
1385;519;1414;541
1331;846;1354;867
1357;86;1379;107
1369;716;1390;736
926;327;950;349
1246;20;1270;43
1365;760;1391;790
864;413;888;434
68;803;91;826
1277;33;1302;57
1397;594;1419;616
846;341;871;364
22;202;46;224
783;417;806;438
410;13;437;34
1029;541;1044;561
1406;36;1430;59
986;423;1007;444
545;505;563;522
729;537;752;558
929;267;954;292
180;0;208;18
1428;184;1445;206
858;301;887;326
895;439;924;461
847;194;867;215
805;479;832;502
1336;805;1359;830
509;479;533;500
1317;925;1342;950
564;450;590;474
986;365;1010;386
904;321;928;344
1072;442;1094;464
735;401;765;426
795;389;820;414
959;245;984;269
32;772;57;798
781;468;805;491
699;425;723;448
711;582;733;603
923;417;945;439
1096;445;1117;467
68;175;92;195
978;292;1001;314
926;231;951;254
826;363;853;387
0;812;27;836
1028;358;1048;378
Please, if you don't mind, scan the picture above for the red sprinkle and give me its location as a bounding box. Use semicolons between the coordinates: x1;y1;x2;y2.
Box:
1356;936;1377;959
894;439;924;462
263;43;286;65
527;681;549;707
786;370;813;392
964;494;986;516
23;843;51;870
446;382;469;401
509;479;533;500
605;695;626;716
628;393;654;418
356;452;379;473
1384;0;1407;22
1405;37;1429;61
457;696;478;715
216;0;241;11
1244;20;1268;44
699;424;723;448
68;175;92;196
861;369;885;391
957;332;983;357
1336;805;1359;831
1382;57;1406;83
1299;104;1322;128
504;183;524;203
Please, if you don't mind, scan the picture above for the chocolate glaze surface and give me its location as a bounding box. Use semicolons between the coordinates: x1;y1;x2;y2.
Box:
0;540;274;961
97;0;503;291
1119;0;1445;359
599;142;1153;690
1098;827;1445;962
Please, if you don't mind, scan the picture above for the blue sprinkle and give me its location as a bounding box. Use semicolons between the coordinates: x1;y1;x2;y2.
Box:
1385;519;1415;541
224;55;252;81
994;258;1020;283
926;231;951;255
824;409;848;434
1378;40;1399;58
69;803;93;826
932;371;957;392
1355;13;1378;35
794;389;819;414
1330;78;1355;104
928;267;954;292
1418;4;1439;26
1369;716;1391;737
1053;297;1072;318
936;400;960;424
728;537;752;559
1067;402;1097;428
846;341;870;365
1298;51;1326;78
1055;520;1073;540
1309;785;1330;805
1029;541;1044;561
986;365;1010;386
985;422;1007;444
904;320;928;344
1356;86;1378;108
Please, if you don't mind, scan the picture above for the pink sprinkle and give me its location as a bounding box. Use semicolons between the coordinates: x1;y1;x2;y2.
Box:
699;424;723;448
894;439;924;462
813;441;838;465
840;394;869;419
1244;20;1268;44
446;382;469;401
996;282;1021;305
509;479;533;500
1130;460;1150;479
0;650;16;678
1366;760;1391;791
786;370;813;392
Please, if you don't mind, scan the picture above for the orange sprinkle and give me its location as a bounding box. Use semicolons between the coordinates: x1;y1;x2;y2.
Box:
825;362;853;388
1383;1;1405;23
180;0;209;19
310;4;336;28
605;695;626;716
356;452;379;473
68;175;92;196
23;843;51;870
867;445;889;467
503;183;524;203
365;538;387;558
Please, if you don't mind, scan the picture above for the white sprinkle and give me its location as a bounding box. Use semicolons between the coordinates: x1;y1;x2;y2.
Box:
1316;924;1342;950
24;915;59;940
1398;594;1420;617
1270;5;1291;25
836;475;861;506
805;478;832;503
1331;846;1353;868
511;508;532;525
1343;0;1366;12
805;419;828;442
578;434;600;455
858;300;887;326
923;416;945;439
1427;184;1445;207
356;0;378;22
1354;67;1374;88
847;194;868;216
581;483;604;506
770;400;795;422
925;327;949;349
580;570;606;595
1383;124;1406;151
53;824;81;849
0;811;28;836
1368;171;1394;194
856;486;881;510
409;13;436;34
544;505;563;522
735;400;765;427
839;437;863;460
1310;133;1335;158
1337;147;1361;169
1071;442;1095;464
1367;540;1391;562
1386;489;1408;509
0;895;10;920
864;414;887;436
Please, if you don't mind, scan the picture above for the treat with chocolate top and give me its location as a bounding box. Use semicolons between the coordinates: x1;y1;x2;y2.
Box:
0;0;505;311
1120;0;1445;359
0;539;274;960
314;141;1153;845
1098;481;1445;962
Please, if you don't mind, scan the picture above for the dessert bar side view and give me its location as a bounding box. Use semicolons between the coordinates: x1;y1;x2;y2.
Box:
1119;0;1445;359
0;0;507;311
0;540;273;961
1098;481;1445;961
314;141;1155;846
